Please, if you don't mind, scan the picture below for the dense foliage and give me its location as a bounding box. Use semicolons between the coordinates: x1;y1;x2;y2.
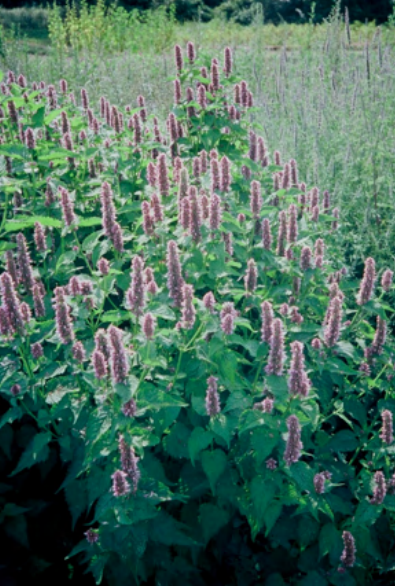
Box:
0;0;393;25
1;43;395;585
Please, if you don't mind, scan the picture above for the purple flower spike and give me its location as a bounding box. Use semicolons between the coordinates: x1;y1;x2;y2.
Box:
101;182;117;238
142;313;156;339
224;46;232;77
250;180;262;218
141;201;154;236
33;284;45;318
166;241;184;308
16;233;35;293
205;376;221;417
288;341;311;397
381;269;393;292
92;349;107;380
203;291;216;313
370;470;387;505
265;318;285;376
314;473;325;494
209;193;222;232
189;187;202;243
244;259;257;294
210;158;220;192
157;154;170;197
53;287;74;345
357;257;376;305
260;300;274;343
119;435;140;493
127;256;146;317
284;414;303;466
300;246;312;271
324;295;342;348
276;211;287;257
220;156;231;192
108;325;129;384
181;284;196;330
380;410;393;445
111;470;130;497
122;399;137;418
341;531;356;568
34;222;46;252
262;218;272;250
174;44;183;73
59;187;75;227
85;529;98;544
287;204;298;243
31;342;43;359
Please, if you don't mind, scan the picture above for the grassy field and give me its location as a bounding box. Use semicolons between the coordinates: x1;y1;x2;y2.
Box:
1;5;395;271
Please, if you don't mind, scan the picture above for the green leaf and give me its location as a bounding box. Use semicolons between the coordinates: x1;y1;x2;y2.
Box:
31;105;45;127
209;414;236;447
264;501;282;536
0;406;22;429
251;427;279;465
265;375;288;400
288;462;315;490
65;479;89;529
201;449;227;493
353;500;381;527
319;523;340;558
250;477;276;532
188;427;214;465
78;217;103;227
11;431;51;476
199;503;229;544
139;384;188;410
325;430;359;452
150;511;195;546
163;422;191;459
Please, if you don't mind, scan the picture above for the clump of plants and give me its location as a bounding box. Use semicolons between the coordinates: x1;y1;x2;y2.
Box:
0;43;395;586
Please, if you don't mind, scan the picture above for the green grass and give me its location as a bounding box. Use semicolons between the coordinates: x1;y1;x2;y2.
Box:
1;8;395;271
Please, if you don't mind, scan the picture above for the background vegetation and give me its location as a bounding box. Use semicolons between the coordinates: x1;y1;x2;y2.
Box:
1;1;395;584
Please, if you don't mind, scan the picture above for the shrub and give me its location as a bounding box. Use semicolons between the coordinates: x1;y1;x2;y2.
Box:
0;44;395;585
0;6;49;37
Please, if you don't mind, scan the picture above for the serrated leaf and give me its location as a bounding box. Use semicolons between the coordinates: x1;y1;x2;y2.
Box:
250;477;276;532
199;503;229;544
288;462;315;490
78;217;103;227
251;427;279;465
65;479;89;529
325;430;359;452
188;427;213;465
319;523;340;558
163;422;190;459
201;449;227;493
11;432;51;476
4;215;62;231
209;414;236;447
264;501;282;536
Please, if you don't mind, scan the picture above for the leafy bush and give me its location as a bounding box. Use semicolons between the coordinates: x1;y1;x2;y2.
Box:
0;5;49;37
1;44;395;585
47;0;177;55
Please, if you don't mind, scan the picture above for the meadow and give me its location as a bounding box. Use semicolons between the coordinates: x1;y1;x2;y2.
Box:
1;3;395;585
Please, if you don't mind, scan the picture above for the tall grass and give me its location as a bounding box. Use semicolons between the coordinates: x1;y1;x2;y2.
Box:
1;4;395;270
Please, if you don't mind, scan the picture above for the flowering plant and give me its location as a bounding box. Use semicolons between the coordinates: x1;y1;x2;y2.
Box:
0;47;395;585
